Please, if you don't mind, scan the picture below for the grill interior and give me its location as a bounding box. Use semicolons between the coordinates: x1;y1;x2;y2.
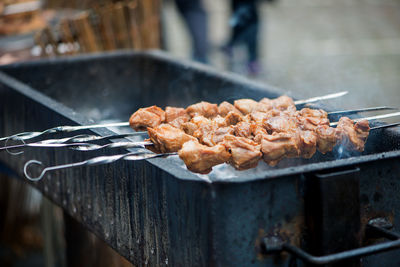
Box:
2;51;400;182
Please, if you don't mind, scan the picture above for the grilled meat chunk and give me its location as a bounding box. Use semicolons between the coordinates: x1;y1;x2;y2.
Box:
250;111;268;125
193;122;234;147
186;101;218;118
234;121;253;138
224;111;242;126
261;132;300;166
169;116;190;129
260;95;296;111
315;125;337;154
296;108;329;131
191;115;211;127
223;135;262;170
165;106;189;122
234;99;259;115
178;140;231;174
129;105;165;131
147;124;196;153
218;101;243;117
298;130;317;158
336;117;370;152
263;115;299;134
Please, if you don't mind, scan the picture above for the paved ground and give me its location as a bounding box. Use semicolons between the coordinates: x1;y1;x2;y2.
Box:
164;0;400;115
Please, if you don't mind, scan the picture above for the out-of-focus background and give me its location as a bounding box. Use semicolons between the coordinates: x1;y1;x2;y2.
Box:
1;0;400;266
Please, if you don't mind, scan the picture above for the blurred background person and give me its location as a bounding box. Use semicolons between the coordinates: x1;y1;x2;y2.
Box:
223;0;260;75
174;0;209;63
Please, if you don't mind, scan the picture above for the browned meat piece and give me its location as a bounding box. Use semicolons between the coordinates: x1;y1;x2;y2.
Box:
193;124;214;145
211;126;235;145
213;115;227;127
234;99;259;114
298;130;317;158
296;108;330;131
260;132;300;166
191;115;211;127
181;122;198;135
234;121;253;138
165;107;189;122
242;114;252;123
250;111;267;124
315;125;337;154
194;122;234;146
186;101;218;118
223;135;262;170
147;124;197;153
299;108;328;119
263;115;299;134
271;95;296;111
169;116;190;129
260;95;296;111
129;106;166;131
259;97;272;106
181;115;210;135
336;117;370;152
222;111;242;126
218;101;242;116
178;140;231;174
252;125;268;144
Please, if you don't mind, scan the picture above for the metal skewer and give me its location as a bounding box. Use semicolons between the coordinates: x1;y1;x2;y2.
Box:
293;91;348;105
330;111;400;126
28;132;147;145
0;122;132;142
371;122;400;130
2;141;152;155
24;152;177;181
1;91;348;143
328;106;397;116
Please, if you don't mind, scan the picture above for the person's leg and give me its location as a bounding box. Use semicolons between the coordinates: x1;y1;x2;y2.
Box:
247;2;259;63
175;0;209;63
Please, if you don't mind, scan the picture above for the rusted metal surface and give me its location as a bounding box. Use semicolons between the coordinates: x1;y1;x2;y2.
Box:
1;51;400;266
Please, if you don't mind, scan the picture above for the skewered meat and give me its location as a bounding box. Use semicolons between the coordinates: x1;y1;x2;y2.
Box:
222;135;262;170
234;99;259;114
182;122;198;135
218;101;243;117
263;115;299;134
165;107;189;122
169;116;190;129
191;115;211;127
178;140;231;174
147;124;196;153
186;101;218;118
181;115;210;135
129;106;165;131
193;123;234;146
250;111;267;125
296;108;329;131
224;111;243;126
260;132;299;166
234;121;253;138
336;118;370;152
130;97;371;173
298;130;318;158
315;125;337;154
213;115;227;127
260;95;296;111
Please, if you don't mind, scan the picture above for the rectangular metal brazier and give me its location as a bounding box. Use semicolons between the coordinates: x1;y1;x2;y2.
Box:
1;51;400;266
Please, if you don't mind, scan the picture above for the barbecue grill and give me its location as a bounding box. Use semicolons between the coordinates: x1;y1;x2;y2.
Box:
1;51;400;266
